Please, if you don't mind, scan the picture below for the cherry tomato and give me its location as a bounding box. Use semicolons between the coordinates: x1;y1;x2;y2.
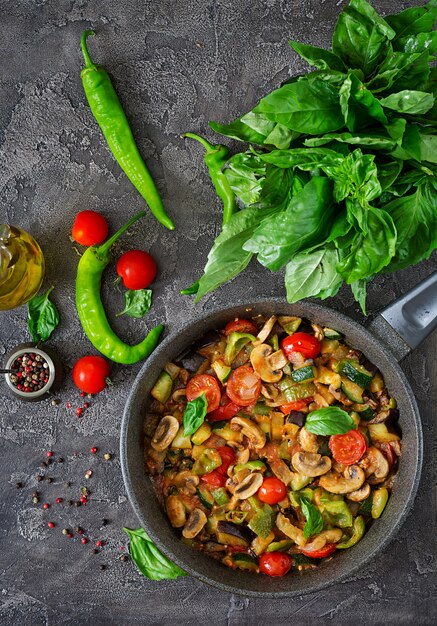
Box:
281;333;321;360
257;476;287;505
72;356;110;394
300;543;337;559
329;429;367;465
200;470;226;488
224;318;258;336
208;399;241;422
280;398;313;414
72;210;109;247
259;552;293;577
217;446;236;475
186;374;221;413
226;365;262;407
116;250;157;290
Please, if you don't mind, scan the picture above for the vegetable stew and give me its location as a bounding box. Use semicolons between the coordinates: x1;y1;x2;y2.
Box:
144;314;401;577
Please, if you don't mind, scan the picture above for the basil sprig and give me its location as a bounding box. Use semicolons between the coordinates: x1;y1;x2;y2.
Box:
27;286;60;342
305;406;355;435
300;496;324;539
117;288;152;318
183;392;208;436
123;528;186;581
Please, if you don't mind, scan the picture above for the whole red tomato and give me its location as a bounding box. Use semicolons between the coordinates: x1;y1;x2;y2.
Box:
259;552;293;577
257;476;287;505
72;356;110;394
116;250;157;290
72;210;109;247
281;332;321;360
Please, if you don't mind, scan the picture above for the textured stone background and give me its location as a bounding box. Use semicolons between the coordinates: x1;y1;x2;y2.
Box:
0;0;436;624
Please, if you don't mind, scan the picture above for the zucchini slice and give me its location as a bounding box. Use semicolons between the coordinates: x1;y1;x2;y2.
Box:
340;360;373;388
231;553;258;571
323;327;343;340
340;377;364;403
291;365;316;383
150;371;173;403
197;485;214;509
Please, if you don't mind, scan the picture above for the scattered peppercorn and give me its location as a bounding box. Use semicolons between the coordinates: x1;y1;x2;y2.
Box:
43;503;50;509
85;470;92;480
32;497;39;504
101;519;108;526
92;548;98;554
15;482;23;489
80;487;90;496
81;537;88;545
47;451;53;458
66;402;72;409
103;453;112;461
64;481;71;488
75;500;82;507
32;491;39;498
67;533;73;539
84;402;90;409
51;399;60;406
80;391;86;397
68;500;74;506
40;461;48;468
58;457;64;463
99;564;106;571
75;526;84;535
80;495;87;504
90;447;98;454
35;475;43;482
46;477;53;484
55;497;63;504
76;407;83;417
96;540;103;547
120;554;129;562
62;528;69;535
47;522;55;528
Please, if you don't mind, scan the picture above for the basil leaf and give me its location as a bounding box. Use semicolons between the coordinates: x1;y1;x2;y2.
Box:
225;152;266;205
385;1;437;40
300;496;324;539
289;41;345;72
254;147;341;171
339;71;387;133
117;289;152;319
379;90;434;115
123;527;187;581
243;177;336;271
285;246;343;303
395;31;437;55
305;407;355;435
255;79;344;135
27;286;60;342
183;392;208;436
351;279;368;315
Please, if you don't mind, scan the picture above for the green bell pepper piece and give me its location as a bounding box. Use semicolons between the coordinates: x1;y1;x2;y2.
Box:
337;516;365;549
225;332;256;365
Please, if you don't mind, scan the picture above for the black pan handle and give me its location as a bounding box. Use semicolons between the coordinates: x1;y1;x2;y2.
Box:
367;271;437;361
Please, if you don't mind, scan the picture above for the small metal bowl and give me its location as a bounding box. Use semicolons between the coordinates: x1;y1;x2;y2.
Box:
4;343;63;401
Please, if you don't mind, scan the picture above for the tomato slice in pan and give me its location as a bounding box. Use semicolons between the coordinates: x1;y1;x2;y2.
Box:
200;470;226;488
224;318;258;336
186;374;221;413
217;446;236;475
300;543;337;559
226;365;262;406
279;398;313;414
208;398;241;422
281;333;321;359
329;429;367;465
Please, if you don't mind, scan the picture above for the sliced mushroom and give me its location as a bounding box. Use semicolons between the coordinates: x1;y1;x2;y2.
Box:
171;388;187;402
311;324;324;342
298;427;319;453
302;529;342;552
233;472;264;499
359;447;389;484
231;416;266;449
255;315;277;344
182;508;207;539
269;459;294;486
151;415;180;451
173;470;199;495
292;452;332;477
250;344;287;383
165;495;186;528
276;513;306;547
261;384;279;400
368;410;390;425
347;482;371;502
319;465;366;494
235;448;250;465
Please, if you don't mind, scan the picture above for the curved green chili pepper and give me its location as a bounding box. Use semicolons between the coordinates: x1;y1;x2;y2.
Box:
76;211;164;364
80;30;175;231
180;132;237;296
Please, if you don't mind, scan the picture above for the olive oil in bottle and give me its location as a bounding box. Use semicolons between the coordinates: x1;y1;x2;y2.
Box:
0;224;45;310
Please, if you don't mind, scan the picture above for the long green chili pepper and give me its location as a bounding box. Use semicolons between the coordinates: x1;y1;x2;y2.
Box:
80;30;175;231
180;132;237;296
76;211;164;364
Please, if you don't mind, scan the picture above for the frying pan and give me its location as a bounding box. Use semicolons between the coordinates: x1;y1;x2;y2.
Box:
120;272;437;597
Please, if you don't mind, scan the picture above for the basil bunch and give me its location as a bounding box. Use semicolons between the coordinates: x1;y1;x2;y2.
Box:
189;0;437;313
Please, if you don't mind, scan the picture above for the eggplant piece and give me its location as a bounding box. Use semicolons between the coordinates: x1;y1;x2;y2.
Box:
216;521;255;547
286;411;306;427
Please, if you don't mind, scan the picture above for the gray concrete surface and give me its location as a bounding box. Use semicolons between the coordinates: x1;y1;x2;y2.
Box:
0;0;436;624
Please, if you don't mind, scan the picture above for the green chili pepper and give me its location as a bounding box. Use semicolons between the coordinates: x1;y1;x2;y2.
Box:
76;210;164;364
180;132;237;296
80;30;175;231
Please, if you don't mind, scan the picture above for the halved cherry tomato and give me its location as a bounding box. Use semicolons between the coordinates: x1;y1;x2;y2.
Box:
208;398;240;422
329;429;367;465
281;333;321;360
280;398;313;414
226;365;262;407
224;318;258;336
200;470;226;488
116;249;157;290
257;476;287;505
72;210;109;247
300;543;337;559
186;374;221;413
217;446;236;475
259;552;293;577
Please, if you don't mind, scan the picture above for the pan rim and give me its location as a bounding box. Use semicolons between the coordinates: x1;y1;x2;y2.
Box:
120;297;423;597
